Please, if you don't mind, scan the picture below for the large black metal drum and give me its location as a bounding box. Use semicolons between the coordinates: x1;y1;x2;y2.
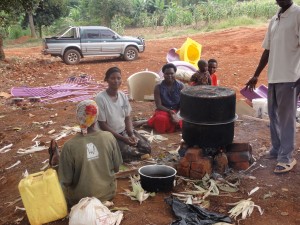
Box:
180;86;236;147
180;86;236;123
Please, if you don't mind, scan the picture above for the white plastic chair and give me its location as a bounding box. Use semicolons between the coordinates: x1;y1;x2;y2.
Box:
127;71;161;101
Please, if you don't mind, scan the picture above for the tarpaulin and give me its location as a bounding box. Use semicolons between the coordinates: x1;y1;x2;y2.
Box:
165;197;232;225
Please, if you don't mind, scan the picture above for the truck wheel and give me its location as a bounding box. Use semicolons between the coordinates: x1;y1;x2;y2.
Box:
63;49;81;65
124;47;138;61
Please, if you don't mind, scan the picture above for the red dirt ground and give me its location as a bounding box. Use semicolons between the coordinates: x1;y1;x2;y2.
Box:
0;25;300;225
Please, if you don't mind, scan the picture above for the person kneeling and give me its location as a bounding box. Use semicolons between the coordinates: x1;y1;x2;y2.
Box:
52;100;123;208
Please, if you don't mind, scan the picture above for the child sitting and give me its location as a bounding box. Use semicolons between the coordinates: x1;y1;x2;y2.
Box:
190;59;211;85
208;58;219;86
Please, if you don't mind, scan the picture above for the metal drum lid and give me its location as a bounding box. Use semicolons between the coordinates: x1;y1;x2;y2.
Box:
180;86;236;124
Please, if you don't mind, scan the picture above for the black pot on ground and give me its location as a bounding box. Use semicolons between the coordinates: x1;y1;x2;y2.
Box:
138;165;176;192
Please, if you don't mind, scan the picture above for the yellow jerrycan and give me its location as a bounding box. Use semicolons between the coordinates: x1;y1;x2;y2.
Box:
176;37;202;68
18;168;67;225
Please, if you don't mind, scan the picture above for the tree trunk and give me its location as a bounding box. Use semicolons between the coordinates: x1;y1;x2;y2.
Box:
39;25;42;38
0;34;5;61
28;12;37;38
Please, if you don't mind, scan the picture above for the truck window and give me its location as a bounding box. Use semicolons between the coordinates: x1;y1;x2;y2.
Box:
83;30;101;39
100;30;115;39
57;27;76;38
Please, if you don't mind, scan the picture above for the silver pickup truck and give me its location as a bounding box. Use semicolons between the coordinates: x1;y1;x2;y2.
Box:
42;26;145;65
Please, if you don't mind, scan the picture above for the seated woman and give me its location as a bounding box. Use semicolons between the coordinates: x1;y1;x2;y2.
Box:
147;63;184;133
51;100;123;207
95;67;151;162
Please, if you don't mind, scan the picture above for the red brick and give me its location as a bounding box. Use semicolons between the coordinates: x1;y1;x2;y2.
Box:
213;153;228;174
229;161;250;171
226;143;252;154
177;158;190;177
190;170;205;179
226;151;251;163
185;147;203;162
190;157;212;179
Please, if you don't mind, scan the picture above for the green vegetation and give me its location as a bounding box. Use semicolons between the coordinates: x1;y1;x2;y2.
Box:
207;16;265;31
2;0;300;47
4;0;290;38
7;25;31;39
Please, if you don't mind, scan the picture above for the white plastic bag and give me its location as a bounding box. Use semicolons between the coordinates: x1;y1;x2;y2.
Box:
252;98;268;118
69;197;123;225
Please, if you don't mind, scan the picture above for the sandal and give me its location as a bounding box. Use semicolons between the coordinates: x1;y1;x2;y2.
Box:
274;159;297;174
48;139;60;167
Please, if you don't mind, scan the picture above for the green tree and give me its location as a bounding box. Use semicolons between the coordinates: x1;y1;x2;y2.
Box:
0;0;43;60
88;0;133;26
34;0;69;37
21;0;41;38
78;0;92;23
0;0;24;60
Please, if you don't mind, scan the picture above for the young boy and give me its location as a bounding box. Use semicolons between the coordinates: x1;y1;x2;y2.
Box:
190;59;211;85
208;58;218;86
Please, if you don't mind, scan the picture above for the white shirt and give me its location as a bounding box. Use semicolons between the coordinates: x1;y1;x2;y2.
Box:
95;90;132;133
262;3;300;83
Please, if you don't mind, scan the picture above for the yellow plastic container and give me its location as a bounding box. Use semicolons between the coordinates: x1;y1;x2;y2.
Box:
18;169;68;225
176;38;202;68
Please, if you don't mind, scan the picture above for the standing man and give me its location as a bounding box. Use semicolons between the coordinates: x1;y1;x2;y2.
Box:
245;0;300;173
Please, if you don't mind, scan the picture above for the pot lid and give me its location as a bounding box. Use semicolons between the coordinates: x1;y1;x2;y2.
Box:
181;86;235;98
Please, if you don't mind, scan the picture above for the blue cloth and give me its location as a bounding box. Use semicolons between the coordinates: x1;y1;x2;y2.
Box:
159;80;183;110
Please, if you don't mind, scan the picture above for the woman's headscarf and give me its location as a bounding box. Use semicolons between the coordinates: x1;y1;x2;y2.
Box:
76;100;99;135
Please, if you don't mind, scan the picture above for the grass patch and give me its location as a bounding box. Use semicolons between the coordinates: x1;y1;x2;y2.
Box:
144;16;267;40
145;27;202;40
211;16;265;30
4;38;43;48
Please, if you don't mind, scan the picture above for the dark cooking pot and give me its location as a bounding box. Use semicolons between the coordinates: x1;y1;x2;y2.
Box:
180;86;236;124
138;165;176;192
182;116;236;148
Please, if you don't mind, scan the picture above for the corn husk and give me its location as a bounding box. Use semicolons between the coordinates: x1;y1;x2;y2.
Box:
263;191;276;199
216;178;239;193
228;198;263;219
216;182;239;193
171;193;210;208
111;207;130;212
123;176;155;204
32;134;43;141
4;197;22;207
15;206;25;212
193;174;220;199
17;146;48;154
137;130;168;143
248;186;260;196
0;144;13;153
5;160;21;170
14;217;24;224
